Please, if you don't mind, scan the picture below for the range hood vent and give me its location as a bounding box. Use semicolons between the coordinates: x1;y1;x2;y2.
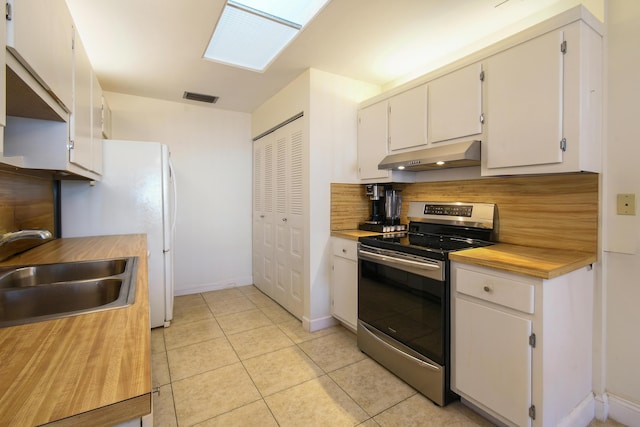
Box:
378;140;481;171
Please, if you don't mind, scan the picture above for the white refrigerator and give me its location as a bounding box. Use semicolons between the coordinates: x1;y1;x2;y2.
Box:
61;140;176;328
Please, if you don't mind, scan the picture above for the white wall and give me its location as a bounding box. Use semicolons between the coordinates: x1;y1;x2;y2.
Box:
307;69;379;326
601;1;640;423
105;92;253;295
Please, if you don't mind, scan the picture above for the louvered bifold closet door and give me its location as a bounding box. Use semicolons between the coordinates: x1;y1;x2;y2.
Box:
286;124;304;319
252;135;275;294
254;116;305;319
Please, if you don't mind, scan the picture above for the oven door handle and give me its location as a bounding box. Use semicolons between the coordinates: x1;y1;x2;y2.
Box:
360;322;441;372
359;249;441;271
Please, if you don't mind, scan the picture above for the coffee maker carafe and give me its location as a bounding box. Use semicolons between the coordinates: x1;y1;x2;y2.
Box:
385;189;402;225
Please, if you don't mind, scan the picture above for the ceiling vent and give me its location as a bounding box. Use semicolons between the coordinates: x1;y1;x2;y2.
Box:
183;91;219;104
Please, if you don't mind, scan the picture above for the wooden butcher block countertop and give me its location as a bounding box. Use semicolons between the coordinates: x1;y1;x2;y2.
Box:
0;235;151;427
449;243;597;279
331;230;383;240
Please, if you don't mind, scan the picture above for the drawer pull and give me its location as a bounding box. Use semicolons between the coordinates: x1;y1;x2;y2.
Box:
483;285;492;293
342;249;347;253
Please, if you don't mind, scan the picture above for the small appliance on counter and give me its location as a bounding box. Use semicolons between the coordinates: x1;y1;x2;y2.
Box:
358;184;407;232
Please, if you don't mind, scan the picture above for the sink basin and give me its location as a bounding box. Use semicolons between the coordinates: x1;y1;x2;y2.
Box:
0;258;128;289
0;257;138;328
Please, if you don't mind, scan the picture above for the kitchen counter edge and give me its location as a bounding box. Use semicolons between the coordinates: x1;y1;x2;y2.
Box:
449;243;596;279
331;230;387;240
0;235;151;427
332;230;596;279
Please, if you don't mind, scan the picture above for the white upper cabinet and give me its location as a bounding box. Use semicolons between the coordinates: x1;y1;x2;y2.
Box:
357;101;389;181
91;73;104;175
388;84;427;151
3;2;104;179
483;19;602;175
356;6;601;180
428;63;483;144
70;32;93;171
357;100;416;183
70;30;103;175
101;95;112;139
485;31;564;170
6;0;74;113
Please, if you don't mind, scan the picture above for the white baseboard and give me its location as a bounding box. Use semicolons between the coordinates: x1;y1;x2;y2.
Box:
303;315;338;332
609;394;640;427
174;276;254;296
558;393;595;427
595;392;640;427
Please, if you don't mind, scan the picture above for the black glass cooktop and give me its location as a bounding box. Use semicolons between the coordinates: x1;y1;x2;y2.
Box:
358;221;494;260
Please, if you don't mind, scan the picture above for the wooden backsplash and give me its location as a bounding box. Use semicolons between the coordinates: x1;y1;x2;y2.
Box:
331;173;598;254
0;169;55;260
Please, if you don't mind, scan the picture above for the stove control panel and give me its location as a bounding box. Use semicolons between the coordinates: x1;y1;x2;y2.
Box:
408;201;496;230
424;204;473;217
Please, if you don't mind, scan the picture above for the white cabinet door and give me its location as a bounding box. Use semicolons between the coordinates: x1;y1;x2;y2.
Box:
69;32;93;171
91;72;104;175
485;30;564;170
428;63;482;144
388;85;427;151
6;0;73;112
101;95;112;139
455;297;532;427
357;102;389;180
331;238;358;330
332;256;357;330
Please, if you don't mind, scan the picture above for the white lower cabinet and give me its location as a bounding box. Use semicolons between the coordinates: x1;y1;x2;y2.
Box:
331;237;358;331
452;262;594;427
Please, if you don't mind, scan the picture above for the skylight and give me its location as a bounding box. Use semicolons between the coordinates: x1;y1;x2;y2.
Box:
203;0;329;72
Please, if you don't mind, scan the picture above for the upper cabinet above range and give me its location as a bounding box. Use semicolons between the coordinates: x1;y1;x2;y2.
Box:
6;0;74;115
388;84;427;151
356;5;602;181
428;63;483;145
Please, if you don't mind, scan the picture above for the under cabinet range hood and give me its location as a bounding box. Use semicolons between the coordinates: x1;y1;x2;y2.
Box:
378;140;481;171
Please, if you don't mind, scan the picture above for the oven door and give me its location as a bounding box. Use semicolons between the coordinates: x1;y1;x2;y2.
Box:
358;244;446;365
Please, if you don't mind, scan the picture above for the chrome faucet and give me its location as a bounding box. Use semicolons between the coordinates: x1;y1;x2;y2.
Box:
0;229;53;247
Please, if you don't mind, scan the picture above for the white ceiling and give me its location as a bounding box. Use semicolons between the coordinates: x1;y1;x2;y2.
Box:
64;0;595;113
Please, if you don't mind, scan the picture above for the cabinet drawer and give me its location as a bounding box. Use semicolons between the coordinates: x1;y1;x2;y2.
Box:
332;238;358;261
456;267;534;314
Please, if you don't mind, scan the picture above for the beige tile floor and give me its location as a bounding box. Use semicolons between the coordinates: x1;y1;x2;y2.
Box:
151;285;626;427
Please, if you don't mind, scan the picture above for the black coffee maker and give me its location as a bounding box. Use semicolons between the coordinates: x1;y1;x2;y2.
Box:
364;184;387;224
359;184;406;232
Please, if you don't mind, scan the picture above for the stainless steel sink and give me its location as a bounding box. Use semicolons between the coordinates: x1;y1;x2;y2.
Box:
0;257;138;328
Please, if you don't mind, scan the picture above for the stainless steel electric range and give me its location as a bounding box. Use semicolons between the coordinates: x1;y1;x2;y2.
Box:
357;201;496;406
